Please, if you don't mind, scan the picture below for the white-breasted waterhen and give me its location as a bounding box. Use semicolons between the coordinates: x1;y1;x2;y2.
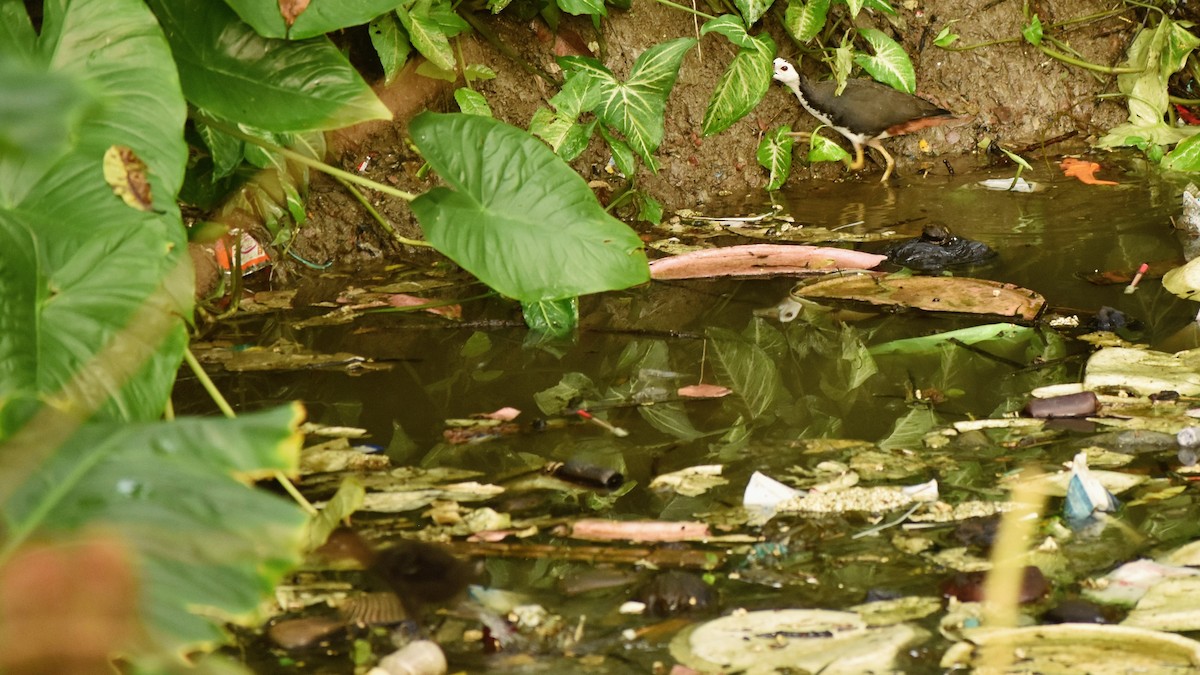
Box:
773;57;962;181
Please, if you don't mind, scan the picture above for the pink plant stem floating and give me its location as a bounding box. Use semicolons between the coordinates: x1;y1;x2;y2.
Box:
649;244;887;281
570;519;711;542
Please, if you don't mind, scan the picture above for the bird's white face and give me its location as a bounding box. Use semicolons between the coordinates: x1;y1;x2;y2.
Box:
773;58;799;86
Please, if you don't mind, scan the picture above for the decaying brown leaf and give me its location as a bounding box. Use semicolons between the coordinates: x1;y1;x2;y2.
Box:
792;271;1045;321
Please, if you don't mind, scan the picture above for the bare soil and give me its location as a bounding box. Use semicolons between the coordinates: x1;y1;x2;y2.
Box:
270;0;1135;275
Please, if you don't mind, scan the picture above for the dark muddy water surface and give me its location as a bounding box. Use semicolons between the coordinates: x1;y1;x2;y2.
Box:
180;158;1200;673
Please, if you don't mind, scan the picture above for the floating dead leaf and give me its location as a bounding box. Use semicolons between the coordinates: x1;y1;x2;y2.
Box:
672;609;928;674
1061;157;1119;186
677;383;731;399
942;624;1200;672
649;244;887;280
1083;346;1200;396
102;144;154;211
649;465;728;497
791;271;1045;321
279;0;310;27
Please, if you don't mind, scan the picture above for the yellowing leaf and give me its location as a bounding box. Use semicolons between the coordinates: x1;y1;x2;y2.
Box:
102;144;154;211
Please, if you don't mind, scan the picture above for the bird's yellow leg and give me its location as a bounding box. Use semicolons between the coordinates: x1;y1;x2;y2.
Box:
848;144;866;170
873;143;896;182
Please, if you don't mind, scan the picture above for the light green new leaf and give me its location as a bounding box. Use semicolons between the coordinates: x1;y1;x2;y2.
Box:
933;25;959;48
149;0;390;132
369;12;412;85
410;113;648;303
757;124;795;190
1164;133;1200;172
702;33;775;136
854;28;915;93
1098;19;1199;148
222;0;404;39
455;88;493;116
398;2;456;73
701;15;757;48
3;405;308;657
708;327;787;419
1021;14;1043;46
575;37;697;170
809;130;851;163
557;0;607;17
845;0;865;17
465;63;498;81
784;0;830;43
734;0;774;26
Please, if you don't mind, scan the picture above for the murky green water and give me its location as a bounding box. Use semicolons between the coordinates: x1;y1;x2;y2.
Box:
180;158;1200;673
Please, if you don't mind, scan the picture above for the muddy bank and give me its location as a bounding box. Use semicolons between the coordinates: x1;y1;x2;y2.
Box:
277;0;1132;273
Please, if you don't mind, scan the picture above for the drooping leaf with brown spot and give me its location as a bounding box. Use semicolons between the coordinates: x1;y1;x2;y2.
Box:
102;145;154;211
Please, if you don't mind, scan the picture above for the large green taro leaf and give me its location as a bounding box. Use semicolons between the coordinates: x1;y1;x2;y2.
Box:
223;0;404;40
149;0;391;132
2;404;308;657
409;112;649;303
0;0;189;428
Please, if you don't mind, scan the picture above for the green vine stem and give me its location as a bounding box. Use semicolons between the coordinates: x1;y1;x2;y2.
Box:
194;113;419;202
650;0;716;21
183;348;318;517
333;174;432;248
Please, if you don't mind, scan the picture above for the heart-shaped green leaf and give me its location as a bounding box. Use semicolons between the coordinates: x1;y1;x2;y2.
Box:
757;125;795;190
853;28;915;94
702;14;757;48
149;0;390;132
702;32;775;136
410;112;648;303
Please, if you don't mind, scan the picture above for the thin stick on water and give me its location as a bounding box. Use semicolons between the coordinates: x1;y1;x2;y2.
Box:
576;410;629;437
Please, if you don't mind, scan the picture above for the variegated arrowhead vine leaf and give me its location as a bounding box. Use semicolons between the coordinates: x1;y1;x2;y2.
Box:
784;0;830;43
398;0;455;73
853;28;914;93
701;30;775;136
734;0;774;27
567;37;697;171
757;125;794;190
701;14;757;48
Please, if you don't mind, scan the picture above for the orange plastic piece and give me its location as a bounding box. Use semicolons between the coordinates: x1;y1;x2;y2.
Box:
1060;157;1118;185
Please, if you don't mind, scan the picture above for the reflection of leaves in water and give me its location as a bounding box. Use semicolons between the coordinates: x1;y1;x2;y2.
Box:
640;402;706;441
708;327;788;420
879;407;940;451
